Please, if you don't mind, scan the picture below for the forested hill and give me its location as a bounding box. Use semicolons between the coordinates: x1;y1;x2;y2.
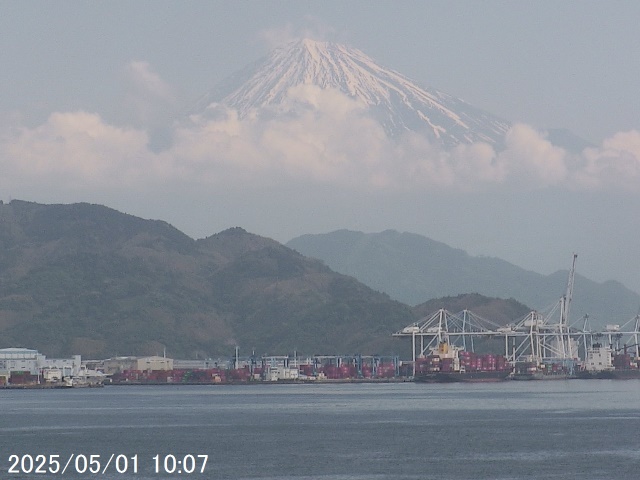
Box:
0;200;417;358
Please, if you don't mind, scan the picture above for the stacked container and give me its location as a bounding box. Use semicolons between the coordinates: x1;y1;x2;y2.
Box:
613;354;632;370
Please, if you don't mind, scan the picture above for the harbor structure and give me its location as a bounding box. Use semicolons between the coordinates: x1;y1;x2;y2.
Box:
394;255;640;380
0;347;102;387
5;252;640;385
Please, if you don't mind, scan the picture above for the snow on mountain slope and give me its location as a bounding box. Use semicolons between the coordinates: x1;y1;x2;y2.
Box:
194;39;510;148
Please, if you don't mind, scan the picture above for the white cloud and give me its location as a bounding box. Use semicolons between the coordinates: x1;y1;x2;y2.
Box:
2;83;640;196
126;61;173;100
179;85;392;187
577;130;640;189
451;142;507;186
258;19;340;50
0;111;156;189
259;24;301;50
497;124;569;187
122;61;177;131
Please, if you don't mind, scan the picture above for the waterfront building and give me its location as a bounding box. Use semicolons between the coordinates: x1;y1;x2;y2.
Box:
0;348;86;385
0;348;44;375
136;356;173;371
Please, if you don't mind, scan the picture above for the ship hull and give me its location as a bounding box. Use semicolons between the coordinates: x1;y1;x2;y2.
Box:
510;372;572;381
575;369;640;380
414;371;510;383
510;373;545;381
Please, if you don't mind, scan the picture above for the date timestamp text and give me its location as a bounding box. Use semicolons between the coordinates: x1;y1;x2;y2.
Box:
7;453;209;475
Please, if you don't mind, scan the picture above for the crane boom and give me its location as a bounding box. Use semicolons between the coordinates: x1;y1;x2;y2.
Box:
562;253;578;326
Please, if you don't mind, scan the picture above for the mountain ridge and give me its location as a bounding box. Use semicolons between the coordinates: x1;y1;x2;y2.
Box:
0;200;416;358
286;229;640;326
193;38;511;148
4;200;633;359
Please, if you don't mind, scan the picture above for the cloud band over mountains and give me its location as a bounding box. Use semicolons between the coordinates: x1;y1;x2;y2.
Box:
1;65;639;195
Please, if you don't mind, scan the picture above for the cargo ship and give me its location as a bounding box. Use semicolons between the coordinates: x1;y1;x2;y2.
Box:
510;361;545;381
413;342;511;383
575;343;640;379
510;360;572;380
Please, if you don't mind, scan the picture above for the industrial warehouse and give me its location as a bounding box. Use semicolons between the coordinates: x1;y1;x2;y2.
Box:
0;347;104;387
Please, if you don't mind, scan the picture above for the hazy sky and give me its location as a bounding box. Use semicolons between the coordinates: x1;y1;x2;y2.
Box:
2;2;640;300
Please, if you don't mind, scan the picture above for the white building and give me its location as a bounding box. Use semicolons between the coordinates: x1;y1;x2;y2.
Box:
173;359;221;370
101;355;174;374
0;348;85;384
102;356;138;375
261;356;302;381
42;355;82;377
264;366;300;381
0;348;45;375
136;356;173;371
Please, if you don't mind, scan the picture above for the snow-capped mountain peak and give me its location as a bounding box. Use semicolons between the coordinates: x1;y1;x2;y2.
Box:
195;38;510;148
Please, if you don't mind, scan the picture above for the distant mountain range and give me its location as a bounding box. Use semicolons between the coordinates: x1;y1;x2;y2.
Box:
3;200;633;360
287;229;640;327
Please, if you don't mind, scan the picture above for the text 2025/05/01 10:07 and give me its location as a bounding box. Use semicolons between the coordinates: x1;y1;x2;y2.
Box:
7;453;209;475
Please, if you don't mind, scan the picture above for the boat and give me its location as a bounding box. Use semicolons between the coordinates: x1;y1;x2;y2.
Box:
575;343;640;379
415;370;511;383
509;360;572;380
574;369;640;380
69;367;106;387
510;362;546;381
413;342;511;383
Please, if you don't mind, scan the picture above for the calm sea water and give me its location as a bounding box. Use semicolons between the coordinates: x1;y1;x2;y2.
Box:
2;381;640;480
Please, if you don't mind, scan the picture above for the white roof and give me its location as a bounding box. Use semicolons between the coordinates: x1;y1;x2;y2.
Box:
0;347;39;354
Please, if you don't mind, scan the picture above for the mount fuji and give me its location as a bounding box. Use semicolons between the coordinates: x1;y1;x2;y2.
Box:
193;39;511;149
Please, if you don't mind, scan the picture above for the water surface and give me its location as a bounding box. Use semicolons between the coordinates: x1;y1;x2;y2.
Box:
2;381;640;479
